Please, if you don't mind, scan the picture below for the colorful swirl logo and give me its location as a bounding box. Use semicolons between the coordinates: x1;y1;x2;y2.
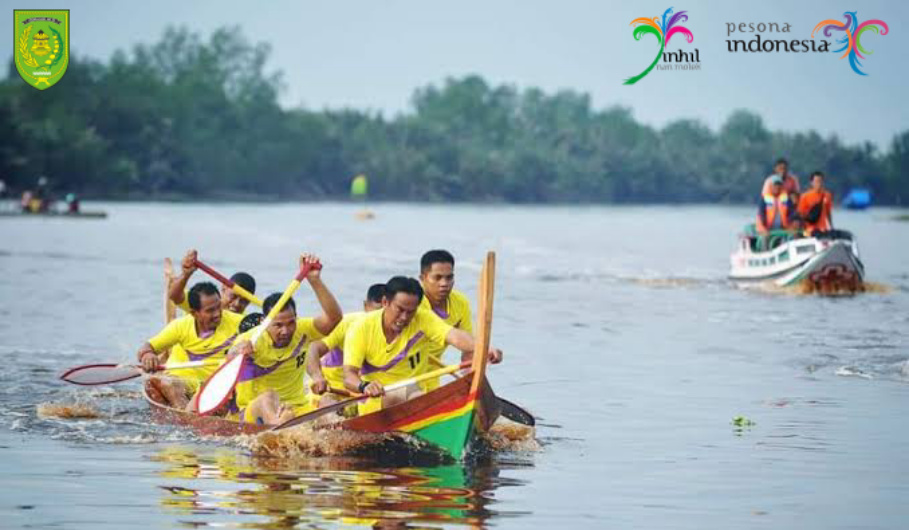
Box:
624;7;693;85
812;12;888;75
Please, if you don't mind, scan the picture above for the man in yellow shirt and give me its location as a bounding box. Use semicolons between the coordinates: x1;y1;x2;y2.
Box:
418;250;474;390
343;277;502;414
226;255;342;425
138;281;245;408
169;249;257;315
306;283;386;407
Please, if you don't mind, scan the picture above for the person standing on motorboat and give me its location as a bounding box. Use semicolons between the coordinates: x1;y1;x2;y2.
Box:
761;158;800;197
798;171;834;236
755;175;795;250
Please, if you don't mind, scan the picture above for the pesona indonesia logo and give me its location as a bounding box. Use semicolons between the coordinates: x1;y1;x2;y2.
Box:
624;7;699;86
725;11;889;77
812;12;889;76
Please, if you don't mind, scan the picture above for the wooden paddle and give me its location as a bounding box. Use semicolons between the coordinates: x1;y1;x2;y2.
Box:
194;258;264;308
60;360;218;386
428;356;535;426
470;252;494;396
195;261;318;416
158;258;178;365
271;360;472;431
164;258;177;324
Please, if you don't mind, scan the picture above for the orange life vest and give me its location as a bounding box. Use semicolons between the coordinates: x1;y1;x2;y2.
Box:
757;192;790;232
798;189;833;234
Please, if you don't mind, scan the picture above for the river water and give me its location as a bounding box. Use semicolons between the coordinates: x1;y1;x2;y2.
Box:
1;202;907;529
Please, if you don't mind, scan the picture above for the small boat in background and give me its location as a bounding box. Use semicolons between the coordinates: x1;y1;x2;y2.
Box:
0;210;107;219
843;188;872;210
729;226;864;294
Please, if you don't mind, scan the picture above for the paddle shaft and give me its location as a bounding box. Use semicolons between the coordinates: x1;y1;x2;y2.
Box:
272;360;471;431
59;359;220;386
164;258;177;324
194;259;264;308
162;360;218;371
470;252;495;395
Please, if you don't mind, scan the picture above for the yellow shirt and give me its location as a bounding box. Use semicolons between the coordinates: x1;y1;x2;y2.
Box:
151;311;244;391
344;308;452;413
319;312;367;390
419;289;473;389
419;289;473;338
234;318;325;415
169;296;245;392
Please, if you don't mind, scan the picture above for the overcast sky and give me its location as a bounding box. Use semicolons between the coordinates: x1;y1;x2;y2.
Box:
4;0;906;147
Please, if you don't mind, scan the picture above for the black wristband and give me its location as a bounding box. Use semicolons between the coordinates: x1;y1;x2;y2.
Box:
358;381;369;393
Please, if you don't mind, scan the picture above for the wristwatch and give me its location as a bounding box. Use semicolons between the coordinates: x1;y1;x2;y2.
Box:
358;381;369;393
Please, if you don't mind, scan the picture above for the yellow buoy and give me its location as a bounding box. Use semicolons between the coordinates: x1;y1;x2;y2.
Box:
350;174;368;199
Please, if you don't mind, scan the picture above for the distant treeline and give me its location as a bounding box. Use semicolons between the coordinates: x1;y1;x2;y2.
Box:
1;26;906;204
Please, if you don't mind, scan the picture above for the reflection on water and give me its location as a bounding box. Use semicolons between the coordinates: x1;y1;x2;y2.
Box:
151;446;529;528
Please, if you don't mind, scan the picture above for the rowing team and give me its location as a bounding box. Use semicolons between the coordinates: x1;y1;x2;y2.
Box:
139;249;503;426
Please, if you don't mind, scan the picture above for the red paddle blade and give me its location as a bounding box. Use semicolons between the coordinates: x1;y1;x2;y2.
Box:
196;354;244;415
60;364;142;385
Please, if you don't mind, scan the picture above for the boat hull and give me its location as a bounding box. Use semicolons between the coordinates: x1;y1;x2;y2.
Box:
143;373;500;459
340;375;500;459
0;211;107;219
729;234;864;292
144;382;267;436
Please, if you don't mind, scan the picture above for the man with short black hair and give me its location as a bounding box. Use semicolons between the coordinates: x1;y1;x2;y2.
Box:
365;283;387;310
169;249;258;315
418;249;476;390
225;254;342;425
343;276;502;415
798;171;834;235
762;158;800;196
138;280;245;408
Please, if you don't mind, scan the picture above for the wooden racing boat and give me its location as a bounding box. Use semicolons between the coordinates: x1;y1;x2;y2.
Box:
143;369;500;458
144;252;501;460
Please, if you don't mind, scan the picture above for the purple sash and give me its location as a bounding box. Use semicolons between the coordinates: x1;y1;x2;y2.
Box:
185;334;238;361
237;335;308;382
322;348;344;368
360;332;423;375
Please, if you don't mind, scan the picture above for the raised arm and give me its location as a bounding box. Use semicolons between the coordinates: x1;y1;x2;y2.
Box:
168;249;198;306
301;253;343;335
